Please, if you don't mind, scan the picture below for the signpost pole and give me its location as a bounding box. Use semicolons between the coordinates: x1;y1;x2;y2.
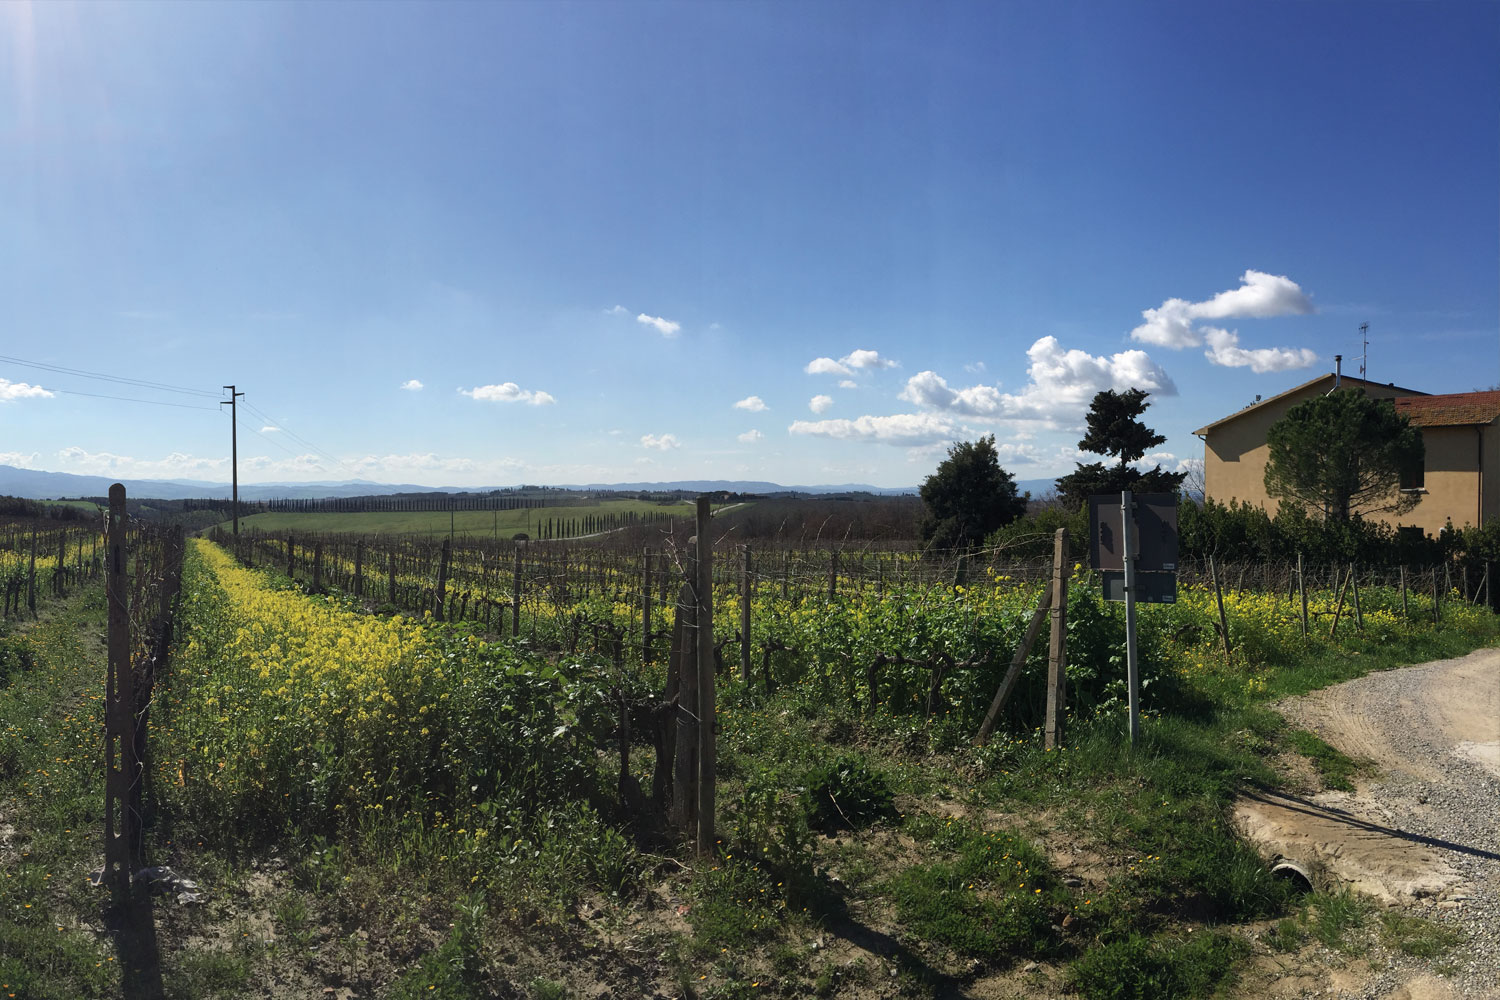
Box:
1122;491;1140;747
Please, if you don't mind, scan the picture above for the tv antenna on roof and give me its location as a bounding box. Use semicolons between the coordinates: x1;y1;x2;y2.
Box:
1358;323;1369;380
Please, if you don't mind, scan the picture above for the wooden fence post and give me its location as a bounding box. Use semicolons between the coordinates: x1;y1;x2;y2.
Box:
696;498;716;855
286;533;295;577
1043;528;1068;751
1329;565;1352;638
1350;563;1363;632
975;583;1053;746
740;545;752;684
312;541;323;592
827;549;838;602
1399;564;1408;616
511;547;522;637
55;531;66;596
387;549;397;605
1209;554;1231;664
1298;552;1309;637
641;547;653;666
433;538;450;621
1432;567;1441;625
26;528;37;615
103;484;134;894
354;540;364;598
673;569;699;836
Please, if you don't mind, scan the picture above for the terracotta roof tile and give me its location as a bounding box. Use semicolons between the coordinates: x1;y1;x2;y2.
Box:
1394;391;1500;428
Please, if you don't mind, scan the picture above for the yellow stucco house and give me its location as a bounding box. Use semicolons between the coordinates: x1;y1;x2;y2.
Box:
1194;371;1500;537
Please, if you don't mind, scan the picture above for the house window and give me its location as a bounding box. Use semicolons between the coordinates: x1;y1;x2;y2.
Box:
1400;455;1425;491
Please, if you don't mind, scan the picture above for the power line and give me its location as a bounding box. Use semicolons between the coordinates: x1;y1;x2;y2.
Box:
49;388;221;411
0;354;221;398
241;398;363;478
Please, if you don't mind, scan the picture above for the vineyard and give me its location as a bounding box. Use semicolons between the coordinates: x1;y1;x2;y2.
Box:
2;506;1497;999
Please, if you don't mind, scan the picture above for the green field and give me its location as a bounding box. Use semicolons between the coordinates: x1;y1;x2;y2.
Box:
230;498;699;537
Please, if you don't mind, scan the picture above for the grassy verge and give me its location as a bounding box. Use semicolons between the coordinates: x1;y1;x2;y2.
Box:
0;592;118;999
5;552;1492;998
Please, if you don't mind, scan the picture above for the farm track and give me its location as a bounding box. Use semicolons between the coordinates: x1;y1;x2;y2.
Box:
1234;647;1500;1000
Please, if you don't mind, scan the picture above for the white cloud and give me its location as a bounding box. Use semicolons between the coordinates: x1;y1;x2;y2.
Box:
806;349;898;377
899;371;1006;416
55;446;231;479
1201;327;1318;373
964;361;987;374
898;337;1176;425
1130;270;1315;361
838;379;858;389
0;378;54;401
737;429;764;444
805;356;852;376
788;412;959;446
460;383;557;405
809;394;834;414
1193;270;1315;320
640;433;681;451
0;451;39;468
400;379;424;391
260;425;280;433
637;313;681;337
841;348;898;370
733;395;768;412
605;305;628;315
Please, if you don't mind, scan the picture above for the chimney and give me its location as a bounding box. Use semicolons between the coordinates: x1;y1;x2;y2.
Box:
1332;355;1342;392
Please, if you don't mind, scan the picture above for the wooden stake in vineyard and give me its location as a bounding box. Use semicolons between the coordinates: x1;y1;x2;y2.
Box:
103;484;135;893
1043;528;1068;751
695;497;716;855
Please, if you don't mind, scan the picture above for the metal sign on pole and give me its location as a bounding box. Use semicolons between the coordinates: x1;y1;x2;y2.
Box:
1089;492;1178;747
1121;491;1140;746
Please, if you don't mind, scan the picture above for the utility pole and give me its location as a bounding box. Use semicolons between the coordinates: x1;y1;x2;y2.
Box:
1358;323;1369;380
221;385;244;535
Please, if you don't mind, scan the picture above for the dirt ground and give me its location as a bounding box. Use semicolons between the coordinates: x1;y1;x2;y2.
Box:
1231;648;1500;1000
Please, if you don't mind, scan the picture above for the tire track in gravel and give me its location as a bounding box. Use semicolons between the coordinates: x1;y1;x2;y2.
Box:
1233;646;1500;1000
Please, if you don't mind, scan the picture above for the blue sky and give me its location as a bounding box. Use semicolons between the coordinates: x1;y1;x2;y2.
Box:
3;1;1497;489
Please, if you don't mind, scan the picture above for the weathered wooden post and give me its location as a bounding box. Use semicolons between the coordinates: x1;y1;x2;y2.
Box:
286;533;295;577
103;484;134;894
387;549;397;605
312;541;324;592
673;563;699;836
1349;563;1363;632
1209;554;1231;664
641;547;653;666
433;537;451;621
1432;567;1441;624
1298;552;1309;637
354;539;364;598
827;549;838;602
1043;528;1068;751
975;583;1053;746
696;498;716;854
1399;564;1408;616
511;547;522;637
55;531;66;596
740;545;752;684
26;528;37;615
1330;565;1351;638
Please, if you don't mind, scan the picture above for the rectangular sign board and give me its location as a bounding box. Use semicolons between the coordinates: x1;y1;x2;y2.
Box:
1100;570;1177;604
1088;493;1180;572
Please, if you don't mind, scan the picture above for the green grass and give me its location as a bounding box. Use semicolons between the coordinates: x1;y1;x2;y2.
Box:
1285;728;1365;792
1068;930;1248;1000
231;498;699;537
1379;910;1461;958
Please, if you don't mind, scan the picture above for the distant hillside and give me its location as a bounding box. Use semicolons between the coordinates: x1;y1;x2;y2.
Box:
0;465;942;502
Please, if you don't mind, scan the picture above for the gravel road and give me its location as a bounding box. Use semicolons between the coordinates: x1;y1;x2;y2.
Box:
1249;646;1500;1000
